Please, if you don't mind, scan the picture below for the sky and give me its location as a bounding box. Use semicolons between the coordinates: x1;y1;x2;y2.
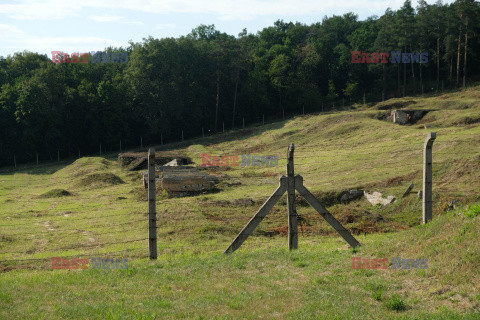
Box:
0;0;455;58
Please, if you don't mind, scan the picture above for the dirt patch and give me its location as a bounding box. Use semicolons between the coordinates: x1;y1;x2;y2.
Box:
76;173;124;188
37;189;71;198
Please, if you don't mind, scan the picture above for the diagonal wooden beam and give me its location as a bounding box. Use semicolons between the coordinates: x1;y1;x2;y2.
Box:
224;176;287;254
295;175;360;248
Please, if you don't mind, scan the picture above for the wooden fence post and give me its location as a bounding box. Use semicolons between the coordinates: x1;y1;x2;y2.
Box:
148;148;157;259
287;144;298;250
423;132;436;224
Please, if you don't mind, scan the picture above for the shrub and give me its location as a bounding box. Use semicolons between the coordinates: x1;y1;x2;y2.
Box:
464;203;480;218
384;294;406;311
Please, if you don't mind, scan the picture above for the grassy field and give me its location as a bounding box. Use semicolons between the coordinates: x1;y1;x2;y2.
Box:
1;86;479;319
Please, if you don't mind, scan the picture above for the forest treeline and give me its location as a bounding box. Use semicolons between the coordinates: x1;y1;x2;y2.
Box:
0;0;479;166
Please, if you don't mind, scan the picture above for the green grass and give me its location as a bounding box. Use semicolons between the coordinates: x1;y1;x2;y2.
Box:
1;86;480;318
462;203;480;218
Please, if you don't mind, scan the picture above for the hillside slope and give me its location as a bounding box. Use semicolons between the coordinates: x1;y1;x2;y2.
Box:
0;86;479;318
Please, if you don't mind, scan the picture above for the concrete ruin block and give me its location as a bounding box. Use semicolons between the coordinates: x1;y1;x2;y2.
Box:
391;109;429;125
392;110;409;125
364;191;396;206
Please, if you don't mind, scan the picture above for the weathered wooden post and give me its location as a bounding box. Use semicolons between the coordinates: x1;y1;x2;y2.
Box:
148;148;157;259
423;132;436;224
287;144;298;250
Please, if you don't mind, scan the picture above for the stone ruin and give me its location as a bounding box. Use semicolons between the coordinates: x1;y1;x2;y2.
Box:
390;109;429;125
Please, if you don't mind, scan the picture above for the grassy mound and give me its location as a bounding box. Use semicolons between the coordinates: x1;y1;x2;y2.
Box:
37;189;71;198
53;157;111;178
76;173;124;188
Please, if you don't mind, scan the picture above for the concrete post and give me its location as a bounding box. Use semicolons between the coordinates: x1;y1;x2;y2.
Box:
423;132;436;224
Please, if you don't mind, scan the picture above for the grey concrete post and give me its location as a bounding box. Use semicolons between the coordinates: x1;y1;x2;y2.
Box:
423;132;436;224
287;143;298;250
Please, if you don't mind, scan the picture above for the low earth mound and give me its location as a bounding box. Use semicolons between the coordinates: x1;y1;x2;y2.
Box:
37;188;72;198
76;173;124;188
53;157;111;178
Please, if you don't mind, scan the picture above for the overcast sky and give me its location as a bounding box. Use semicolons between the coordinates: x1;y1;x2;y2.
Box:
0;0;455;58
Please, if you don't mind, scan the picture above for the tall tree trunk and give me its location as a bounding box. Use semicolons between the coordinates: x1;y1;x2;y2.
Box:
449;56;453;81
463;17;468;88
456;24;463;87
215;69;220;132
411;45;415;94
232;76;238;129
397;64;400;97
279;89;282;118
382;63;386;101
419;47;423;94
403;45;407;97
436;36;440;92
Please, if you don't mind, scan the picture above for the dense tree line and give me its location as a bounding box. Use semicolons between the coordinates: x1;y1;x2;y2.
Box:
1;0;479;166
